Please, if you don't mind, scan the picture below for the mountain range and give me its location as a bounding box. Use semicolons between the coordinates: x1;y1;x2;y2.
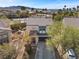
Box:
0;6;58;13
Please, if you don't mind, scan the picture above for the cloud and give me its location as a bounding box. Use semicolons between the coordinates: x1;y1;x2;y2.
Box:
0;0;16;7
0;0;15;3
38;2;79;9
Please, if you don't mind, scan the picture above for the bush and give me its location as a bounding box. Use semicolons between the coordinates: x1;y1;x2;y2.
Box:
0;44;16;59
10;23;26;31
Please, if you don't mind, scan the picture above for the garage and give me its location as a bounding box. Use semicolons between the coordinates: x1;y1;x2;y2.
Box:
38;37;48;42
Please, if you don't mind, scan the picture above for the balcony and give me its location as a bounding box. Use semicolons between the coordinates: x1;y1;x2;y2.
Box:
29;30;50;37
29;30;38;36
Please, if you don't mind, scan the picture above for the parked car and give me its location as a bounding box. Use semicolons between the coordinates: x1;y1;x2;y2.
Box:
67;49;76;59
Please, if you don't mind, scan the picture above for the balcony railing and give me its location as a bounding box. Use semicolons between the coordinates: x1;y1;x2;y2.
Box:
29;30;52;37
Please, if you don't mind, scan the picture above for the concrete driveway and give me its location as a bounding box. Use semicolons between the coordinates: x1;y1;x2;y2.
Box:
35;42;56;59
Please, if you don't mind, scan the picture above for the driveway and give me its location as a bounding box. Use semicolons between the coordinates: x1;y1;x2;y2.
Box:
35;42;56;59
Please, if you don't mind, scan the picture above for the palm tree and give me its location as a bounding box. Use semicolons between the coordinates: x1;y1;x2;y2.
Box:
64;5;66;8
63;5;67;11
58;9;63;14
72;7;76;11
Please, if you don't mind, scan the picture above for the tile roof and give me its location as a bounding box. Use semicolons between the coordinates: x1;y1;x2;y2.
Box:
26;17;53;26
63;17;79;28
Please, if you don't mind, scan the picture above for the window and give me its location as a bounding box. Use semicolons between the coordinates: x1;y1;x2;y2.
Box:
3;35;8;38
39;26;46;34
29;30;37;35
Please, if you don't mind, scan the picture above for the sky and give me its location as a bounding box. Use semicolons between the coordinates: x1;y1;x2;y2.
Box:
0;0;79;9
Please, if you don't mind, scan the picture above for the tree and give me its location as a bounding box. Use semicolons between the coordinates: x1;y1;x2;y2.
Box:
52;13;56;19
23;31;32;56
21;6;26;11
68;11;74;16
73;12;78;17
61;26;79;56
52;9;64;21
47;21;64;48
20;11;29;18
35;9;38;13
53;14;63;21
47;21;79;58
58;9;63;14
23;31;31;42
63;5;67;11
64;5;66;8
73;7;76;11
16;10;21;17
0;44;16;59
12;30;31;59
10;23;26;31
0;15;8;19
31;8;34;11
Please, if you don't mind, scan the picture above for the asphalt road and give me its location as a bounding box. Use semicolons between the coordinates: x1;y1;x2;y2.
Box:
35;42;56;59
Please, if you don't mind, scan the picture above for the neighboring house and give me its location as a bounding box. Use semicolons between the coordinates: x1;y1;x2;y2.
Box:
0;19;11;44
63;17;79;28
26;17;53;42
